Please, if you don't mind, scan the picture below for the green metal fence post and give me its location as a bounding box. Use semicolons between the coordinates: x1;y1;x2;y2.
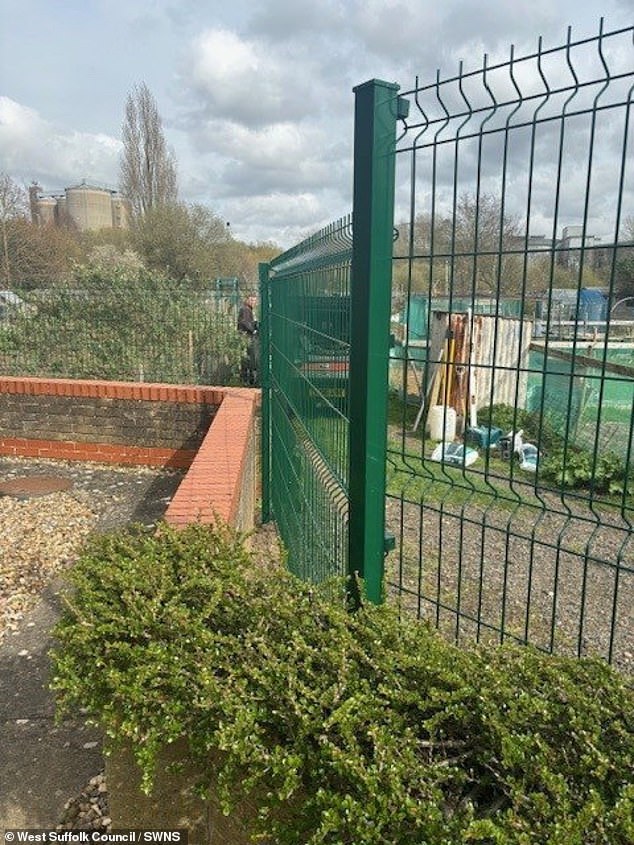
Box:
348;79;401;604
259;262;272;523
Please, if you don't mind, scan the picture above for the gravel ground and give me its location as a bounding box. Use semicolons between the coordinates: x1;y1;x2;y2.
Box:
0;456;185;830
0;456;184;645
57;773;111;832
0;492;94;645
384;427;633;675
385;490;634;675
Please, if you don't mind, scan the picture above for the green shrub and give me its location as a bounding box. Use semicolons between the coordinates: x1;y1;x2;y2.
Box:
479;403;563;451
52;522;634;845
2;269;245;384
541;448;627;494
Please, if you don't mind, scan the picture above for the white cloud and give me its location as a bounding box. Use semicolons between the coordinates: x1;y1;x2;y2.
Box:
188;119;348;195
223;190;346;246
0;96;121;189
188;28;314;126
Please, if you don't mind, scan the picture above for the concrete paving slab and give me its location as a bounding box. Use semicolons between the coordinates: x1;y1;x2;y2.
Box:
0;578;102;829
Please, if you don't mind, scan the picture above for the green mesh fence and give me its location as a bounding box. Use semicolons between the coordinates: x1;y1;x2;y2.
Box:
0;282;245;385
386;22;634;671
261;28;632;669
263;218;352;583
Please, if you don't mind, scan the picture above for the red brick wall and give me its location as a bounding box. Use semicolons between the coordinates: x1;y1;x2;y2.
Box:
165;389;258;530
0;377;259;528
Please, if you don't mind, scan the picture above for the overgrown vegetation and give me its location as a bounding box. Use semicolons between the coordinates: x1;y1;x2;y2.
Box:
0;169;278;386
52;522;634;845
540;448;627;494
0;265;246;384
481;403;629;496
478;403;564;452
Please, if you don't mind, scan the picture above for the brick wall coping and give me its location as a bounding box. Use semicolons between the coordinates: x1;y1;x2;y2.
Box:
0;376;225;405
165;389;258;527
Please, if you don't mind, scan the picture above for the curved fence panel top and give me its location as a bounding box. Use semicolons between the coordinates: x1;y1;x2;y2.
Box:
386;22;634;671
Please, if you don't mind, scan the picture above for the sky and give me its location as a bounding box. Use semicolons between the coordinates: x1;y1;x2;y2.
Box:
0;0;632;248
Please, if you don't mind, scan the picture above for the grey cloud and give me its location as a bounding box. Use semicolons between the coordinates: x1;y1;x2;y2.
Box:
247;0;346;41
218;155;347;198
183;115;350;201
185;29;323;127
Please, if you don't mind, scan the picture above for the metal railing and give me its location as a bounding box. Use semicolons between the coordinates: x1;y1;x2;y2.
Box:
263;22;633;669
261;218;353;585
387;21;634;671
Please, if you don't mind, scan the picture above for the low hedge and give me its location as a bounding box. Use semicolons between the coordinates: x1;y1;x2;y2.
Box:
52;522;633;844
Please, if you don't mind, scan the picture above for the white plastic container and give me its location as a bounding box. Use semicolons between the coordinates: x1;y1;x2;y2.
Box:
427;405;457;441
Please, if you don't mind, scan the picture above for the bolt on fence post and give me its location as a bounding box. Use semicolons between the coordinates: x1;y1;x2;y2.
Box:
348;79;401;605
259;262;272;523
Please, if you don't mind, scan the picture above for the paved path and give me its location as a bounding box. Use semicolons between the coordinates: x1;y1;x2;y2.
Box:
0;459;185;830
0;577;102;829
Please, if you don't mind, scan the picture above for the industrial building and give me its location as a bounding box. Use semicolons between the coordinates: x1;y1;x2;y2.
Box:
29;182;132;232
509;226;604;268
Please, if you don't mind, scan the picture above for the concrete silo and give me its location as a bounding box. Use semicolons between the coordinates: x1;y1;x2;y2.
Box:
30;181;132;231
65;183;114;231
35;196;58;226
56;195;68;224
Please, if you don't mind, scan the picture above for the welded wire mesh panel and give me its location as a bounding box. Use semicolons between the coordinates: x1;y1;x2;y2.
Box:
268;217;352;583
0;283;243;385
386;23;634;671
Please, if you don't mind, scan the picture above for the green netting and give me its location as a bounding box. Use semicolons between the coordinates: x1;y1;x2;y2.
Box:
527;347;634;459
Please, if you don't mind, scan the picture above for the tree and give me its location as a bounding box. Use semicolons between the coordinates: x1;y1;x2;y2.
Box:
615;249;634;299
131;202;232;285
84;243;145;277
230;240;281;290
0;173;29;286
120;83;178;217
393;194;522;298
3;217;81;289
452;193;522;295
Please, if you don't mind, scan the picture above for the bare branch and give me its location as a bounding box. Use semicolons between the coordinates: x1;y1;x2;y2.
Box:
0;173;29;286
119;83;178;218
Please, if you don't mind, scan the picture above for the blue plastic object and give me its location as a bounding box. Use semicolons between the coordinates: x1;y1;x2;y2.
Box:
465;425;503;449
